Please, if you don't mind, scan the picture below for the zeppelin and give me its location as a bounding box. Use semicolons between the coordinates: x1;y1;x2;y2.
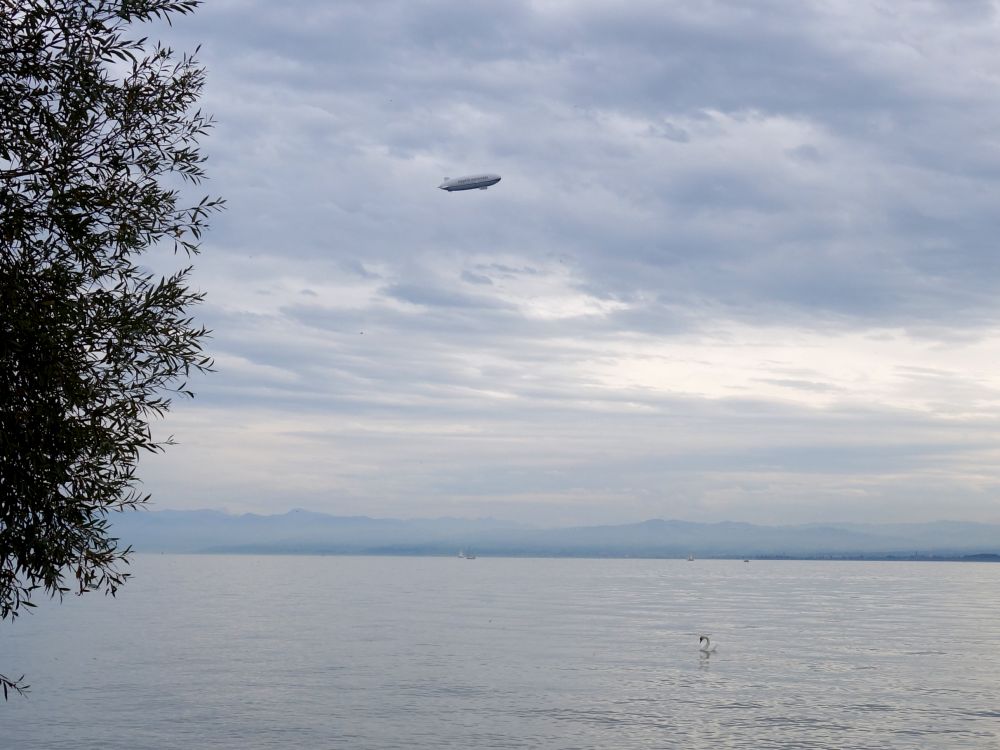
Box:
438;173;502;191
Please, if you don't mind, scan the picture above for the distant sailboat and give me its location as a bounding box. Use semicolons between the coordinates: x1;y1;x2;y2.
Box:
458;550;476;560
687;554;694;562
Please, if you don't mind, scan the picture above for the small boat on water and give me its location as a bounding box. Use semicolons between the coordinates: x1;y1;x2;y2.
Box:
687;554;694;562
458;550;477;560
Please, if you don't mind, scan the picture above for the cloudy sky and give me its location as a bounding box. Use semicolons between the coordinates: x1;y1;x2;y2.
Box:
139;0;1000;526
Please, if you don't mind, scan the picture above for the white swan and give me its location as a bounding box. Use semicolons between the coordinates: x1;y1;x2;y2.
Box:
699;635;717;654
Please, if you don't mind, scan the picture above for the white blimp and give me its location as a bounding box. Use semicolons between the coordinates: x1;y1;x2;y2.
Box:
438;173;501;191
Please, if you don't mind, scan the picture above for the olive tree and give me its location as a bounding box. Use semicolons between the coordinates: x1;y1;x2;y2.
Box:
1;0;222;696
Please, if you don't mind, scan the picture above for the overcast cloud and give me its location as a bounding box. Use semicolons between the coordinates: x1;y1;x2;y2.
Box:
137;0;1000;525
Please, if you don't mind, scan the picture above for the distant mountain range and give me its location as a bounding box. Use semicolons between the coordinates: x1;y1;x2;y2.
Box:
108;510;1000;560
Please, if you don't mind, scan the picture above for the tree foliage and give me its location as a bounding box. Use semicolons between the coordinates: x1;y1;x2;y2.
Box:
0;0;222;697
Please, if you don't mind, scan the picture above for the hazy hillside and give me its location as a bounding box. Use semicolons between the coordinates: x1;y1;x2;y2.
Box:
108;510;1000;559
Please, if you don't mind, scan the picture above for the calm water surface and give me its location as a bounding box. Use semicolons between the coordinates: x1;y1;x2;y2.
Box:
3;556;999;749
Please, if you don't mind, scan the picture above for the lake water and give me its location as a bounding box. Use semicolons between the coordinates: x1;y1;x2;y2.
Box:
3;555;999;749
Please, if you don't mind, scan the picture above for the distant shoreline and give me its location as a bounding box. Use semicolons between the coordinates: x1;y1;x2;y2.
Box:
141;549;1000;562
111;510;1000;560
